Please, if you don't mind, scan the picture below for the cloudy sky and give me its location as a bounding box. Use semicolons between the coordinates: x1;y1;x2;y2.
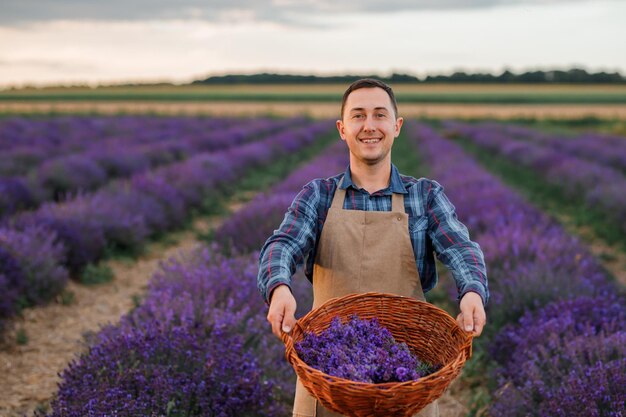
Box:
1;0;625;87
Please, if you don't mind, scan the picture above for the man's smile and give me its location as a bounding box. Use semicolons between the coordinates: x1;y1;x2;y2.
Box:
359;137;382;143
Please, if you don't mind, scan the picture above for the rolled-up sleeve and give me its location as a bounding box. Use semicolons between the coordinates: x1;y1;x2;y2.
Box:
257;182;320;305
426;181;489;305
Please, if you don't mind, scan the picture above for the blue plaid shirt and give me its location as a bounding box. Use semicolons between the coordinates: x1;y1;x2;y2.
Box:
257;164;488;306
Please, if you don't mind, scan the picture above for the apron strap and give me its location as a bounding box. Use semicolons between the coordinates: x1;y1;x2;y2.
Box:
330;187;346;209
391;192;405;213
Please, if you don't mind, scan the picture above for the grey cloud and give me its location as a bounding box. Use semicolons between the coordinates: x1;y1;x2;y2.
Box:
1;0;592;25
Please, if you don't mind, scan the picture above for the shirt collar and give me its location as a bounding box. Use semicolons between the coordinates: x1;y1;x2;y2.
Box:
339;164;408;195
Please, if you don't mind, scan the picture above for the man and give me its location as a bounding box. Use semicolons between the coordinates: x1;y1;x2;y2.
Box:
257;78;488;417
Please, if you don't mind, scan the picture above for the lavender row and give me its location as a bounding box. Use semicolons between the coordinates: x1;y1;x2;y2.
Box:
443;121;626;237
0;116;236;174
214;140;348;253
43;139;348;415
0;116;303;219
448;121;626;173
407;122;625;416
43;250;287;416
0;120;333;333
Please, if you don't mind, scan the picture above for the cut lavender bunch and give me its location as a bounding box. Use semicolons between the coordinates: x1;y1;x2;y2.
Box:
295;315;438;384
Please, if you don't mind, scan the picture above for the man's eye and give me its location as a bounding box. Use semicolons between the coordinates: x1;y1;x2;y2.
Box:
353;114;363;119
377;113;386;117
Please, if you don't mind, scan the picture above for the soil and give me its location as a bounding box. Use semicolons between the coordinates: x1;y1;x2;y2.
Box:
1;101;626;120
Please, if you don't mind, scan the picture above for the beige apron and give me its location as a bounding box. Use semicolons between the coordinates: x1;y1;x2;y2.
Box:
292;184;440;417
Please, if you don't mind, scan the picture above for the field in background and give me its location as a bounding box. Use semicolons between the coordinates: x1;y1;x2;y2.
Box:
2;83;626;104
2;83;626;121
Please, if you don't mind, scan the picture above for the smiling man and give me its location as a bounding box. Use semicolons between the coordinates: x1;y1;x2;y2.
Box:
257;78;488;417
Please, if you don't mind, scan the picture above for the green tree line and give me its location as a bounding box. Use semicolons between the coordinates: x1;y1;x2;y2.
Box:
192;68;624;84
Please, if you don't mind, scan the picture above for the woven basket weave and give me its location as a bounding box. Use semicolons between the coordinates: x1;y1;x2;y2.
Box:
282;292;473;417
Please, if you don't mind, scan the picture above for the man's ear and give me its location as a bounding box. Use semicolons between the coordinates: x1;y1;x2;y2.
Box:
395;117;404;136
336;119;346;141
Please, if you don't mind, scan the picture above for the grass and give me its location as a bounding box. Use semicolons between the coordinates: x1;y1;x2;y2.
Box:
58;289;76;306
16;327;28;345
80;263;115;285
3;83;626;104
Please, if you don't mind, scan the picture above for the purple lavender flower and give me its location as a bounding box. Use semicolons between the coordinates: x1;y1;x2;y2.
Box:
0;226;68;307
0;246;22;321
0;177;38;218
15;208;106;274
46;248;299;416
490;294;626;369
296;315;437;383
443;120;626;235
47;318;272;417
490;331;626;417
37;155;108;200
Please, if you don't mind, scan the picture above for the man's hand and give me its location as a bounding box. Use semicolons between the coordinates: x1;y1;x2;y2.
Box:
267;284;297;339
456;292;486;337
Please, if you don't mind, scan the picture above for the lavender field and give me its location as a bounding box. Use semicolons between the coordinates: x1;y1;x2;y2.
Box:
0;115;624;416
405;123;625;416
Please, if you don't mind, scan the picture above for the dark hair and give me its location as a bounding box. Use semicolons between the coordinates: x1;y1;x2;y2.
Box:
340;78;398;119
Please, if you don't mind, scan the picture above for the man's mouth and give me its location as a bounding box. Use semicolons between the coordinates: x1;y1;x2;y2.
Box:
359;138;381;144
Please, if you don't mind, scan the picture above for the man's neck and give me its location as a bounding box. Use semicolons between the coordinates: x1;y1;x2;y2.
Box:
349;160;392;194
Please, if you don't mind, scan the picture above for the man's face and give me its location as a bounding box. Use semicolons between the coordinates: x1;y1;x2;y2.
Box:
336;87;403;167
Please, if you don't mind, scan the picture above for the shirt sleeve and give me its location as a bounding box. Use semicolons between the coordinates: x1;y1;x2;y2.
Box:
257;181;320;305
426;180;489;305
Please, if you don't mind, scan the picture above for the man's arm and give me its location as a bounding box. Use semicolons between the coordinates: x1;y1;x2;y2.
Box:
257;182;320;337
426;180;488;336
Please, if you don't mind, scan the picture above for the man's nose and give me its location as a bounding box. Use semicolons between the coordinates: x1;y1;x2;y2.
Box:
363;115;376;131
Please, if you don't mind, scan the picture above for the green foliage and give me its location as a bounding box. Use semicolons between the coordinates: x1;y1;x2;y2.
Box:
131;294;142;310
194;228;215;245
192;72;420;84
34;403;50;415
58;289;76;306
16;327;28;345
80;263;114;285
197;196;229;216
103;243;146;261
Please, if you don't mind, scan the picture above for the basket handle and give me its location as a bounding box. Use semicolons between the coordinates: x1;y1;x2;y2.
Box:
280;330;293;345
452;326;474;359
464;335;473;359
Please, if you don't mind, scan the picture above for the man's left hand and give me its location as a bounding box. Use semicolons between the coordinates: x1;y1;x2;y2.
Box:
456;292;486;337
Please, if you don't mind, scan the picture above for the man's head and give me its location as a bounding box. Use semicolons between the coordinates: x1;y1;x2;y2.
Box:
340;78;398;120
336;78;403;167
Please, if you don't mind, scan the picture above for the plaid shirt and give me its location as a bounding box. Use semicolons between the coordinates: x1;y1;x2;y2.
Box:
257;164;488;306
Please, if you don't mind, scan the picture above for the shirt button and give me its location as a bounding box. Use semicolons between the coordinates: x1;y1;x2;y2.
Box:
397;216;402;221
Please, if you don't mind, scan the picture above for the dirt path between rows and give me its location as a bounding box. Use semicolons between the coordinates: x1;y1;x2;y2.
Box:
0;198;471;417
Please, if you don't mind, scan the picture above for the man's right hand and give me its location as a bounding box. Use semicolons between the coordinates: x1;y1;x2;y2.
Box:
267;284;297;339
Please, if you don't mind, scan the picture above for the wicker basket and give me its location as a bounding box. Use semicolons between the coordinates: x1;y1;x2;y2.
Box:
281;292;473;417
